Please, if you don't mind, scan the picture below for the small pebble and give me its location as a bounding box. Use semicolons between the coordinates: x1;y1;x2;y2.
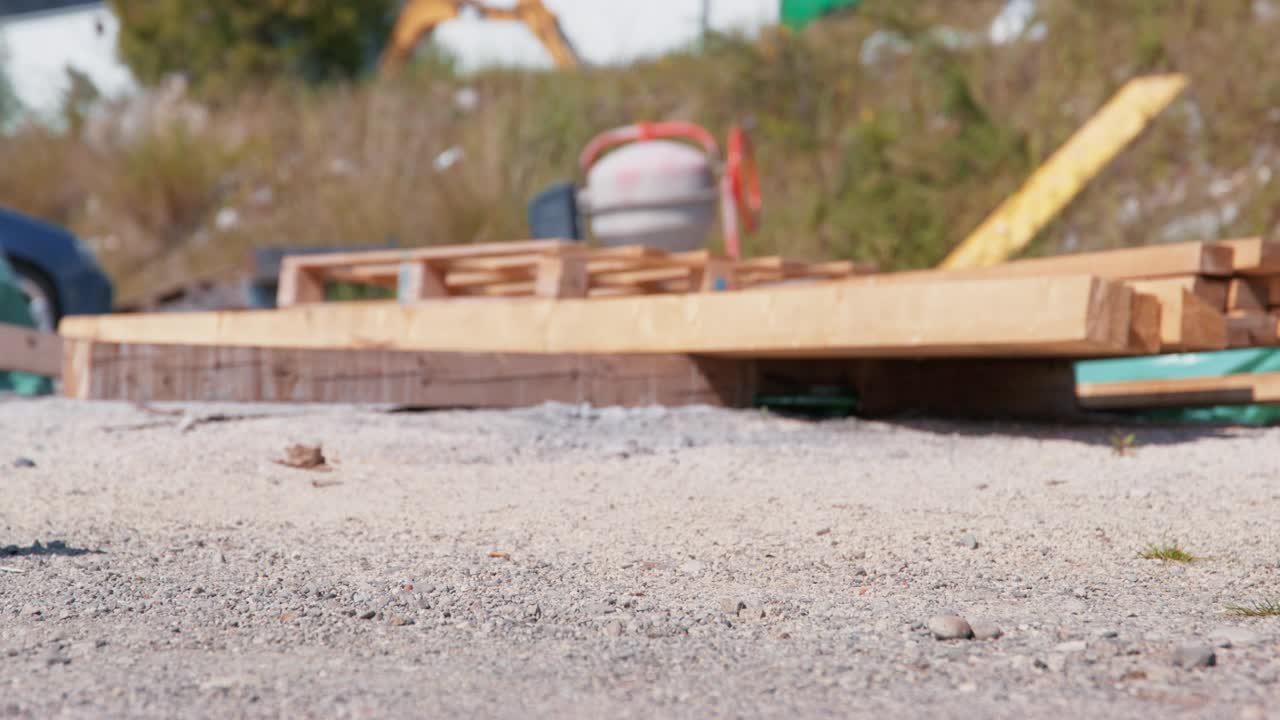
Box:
719;599;745;616
1054;640;1087;653
679;560;705;577
1174;643;1216;669
927;615;973;640
959;533;979;550
970;620;1003;641
13;457;35;469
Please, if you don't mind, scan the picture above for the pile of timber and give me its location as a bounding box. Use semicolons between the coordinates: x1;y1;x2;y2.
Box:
275;240;873;306
51;237;1280;419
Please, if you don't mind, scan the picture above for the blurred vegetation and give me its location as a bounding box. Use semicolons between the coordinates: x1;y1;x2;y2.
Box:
1;0;1279;305
109;0;396;95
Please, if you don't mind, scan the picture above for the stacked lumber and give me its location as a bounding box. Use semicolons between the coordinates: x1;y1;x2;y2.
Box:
865;238;1280;354
0;322;62;377
62;274;1142;358
53;238;1280;419
276;240;873;307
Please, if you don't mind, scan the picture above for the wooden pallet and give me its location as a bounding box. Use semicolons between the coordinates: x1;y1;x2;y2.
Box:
1;322;62;377
275;240;873;307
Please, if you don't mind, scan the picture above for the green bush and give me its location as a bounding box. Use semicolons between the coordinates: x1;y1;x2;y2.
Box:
110;0;397;95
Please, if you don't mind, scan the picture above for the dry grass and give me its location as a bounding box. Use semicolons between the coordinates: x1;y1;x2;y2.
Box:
1137;542;1200;563
2;0;1280;304
1225;599;1280;617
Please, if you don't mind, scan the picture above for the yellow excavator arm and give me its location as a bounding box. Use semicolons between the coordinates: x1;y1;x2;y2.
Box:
380;0;581;75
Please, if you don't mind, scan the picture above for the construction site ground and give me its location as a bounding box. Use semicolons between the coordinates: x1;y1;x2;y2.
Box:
1;398;1277;718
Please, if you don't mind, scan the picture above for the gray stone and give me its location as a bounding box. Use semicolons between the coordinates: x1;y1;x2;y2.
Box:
1054;640;1087;653
719;599;745;616
12;457;35;469
1174;643;1216;669
679;560;706;577
603;620;624;637
927;615;973;640
1208;626;1262;648
959;534;979;550
969;620;1003;640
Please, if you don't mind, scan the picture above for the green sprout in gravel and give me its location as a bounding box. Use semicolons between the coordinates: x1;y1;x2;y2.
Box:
1137;543;1200;563
1225;599;1280;617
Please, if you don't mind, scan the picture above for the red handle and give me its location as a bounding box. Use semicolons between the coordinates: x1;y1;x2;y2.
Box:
578;121;721;173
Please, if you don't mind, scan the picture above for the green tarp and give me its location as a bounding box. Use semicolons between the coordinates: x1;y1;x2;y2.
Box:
781;0;864;30
0;254;53;396
1075;349;1280;426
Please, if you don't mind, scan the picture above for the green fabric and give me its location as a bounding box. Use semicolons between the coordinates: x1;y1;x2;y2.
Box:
0;254;53;396
781;0;864;30
1075;349;1280;426
1075;348;1280;384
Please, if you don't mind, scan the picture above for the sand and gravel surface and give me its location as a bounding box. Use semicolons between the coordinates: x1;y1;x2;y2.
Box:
1;398;1278;718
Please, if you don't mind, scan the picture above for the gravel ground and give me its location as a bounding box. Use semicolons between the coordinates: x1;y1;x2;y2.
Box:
1;398;1278;719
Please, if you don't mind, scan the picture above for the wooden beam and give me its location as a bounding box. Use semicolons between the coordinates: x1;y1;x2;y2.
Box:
941;74;1188;268
1227;277;1266;312
61;340;757;407
1129;276;1227;311
0;322;62;376
397;261;449;302
1265;276;1280;307
60;275;1139;359
1116;283;1226;351
1225;311;1279;347
534;256;589;298
1079;372;1280;410
1129;291;1163;354
881;242;1233;284
276;264;325;307
1210;237;1280;275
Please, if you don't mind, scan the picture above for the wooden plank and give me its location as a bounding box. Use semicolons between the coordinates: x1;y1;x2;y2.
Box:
941;74;1188;268
276;264;325;307
690;259;736;293
1129;292;1162;354
1265;276;1280;307
1210;237;1280;275
1116;283;1226;351
397;261;449;302
61;340;755;407
1227;277;1266;312
1079;372;1280;410
880;242;1233;285
0;322;62;376
1225;311;1278;347
59;275;1138;359
534;256;589;299
1129;276;1227;311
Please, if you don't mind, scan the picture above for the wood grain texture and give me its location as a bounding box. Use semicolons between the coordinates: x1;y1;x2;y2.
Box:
0;322;62;376
1079;372;1280;410
59;275;1138;359
871;243;1232;287
1227;278;1266;312
1118;284;1226;351
62;340;755;407
1211;237;1280;275
1128;276;1227;311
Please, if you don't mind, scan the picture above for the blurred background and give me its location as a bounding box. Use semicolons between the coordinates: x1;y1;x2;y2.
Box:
0;0;1276;310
